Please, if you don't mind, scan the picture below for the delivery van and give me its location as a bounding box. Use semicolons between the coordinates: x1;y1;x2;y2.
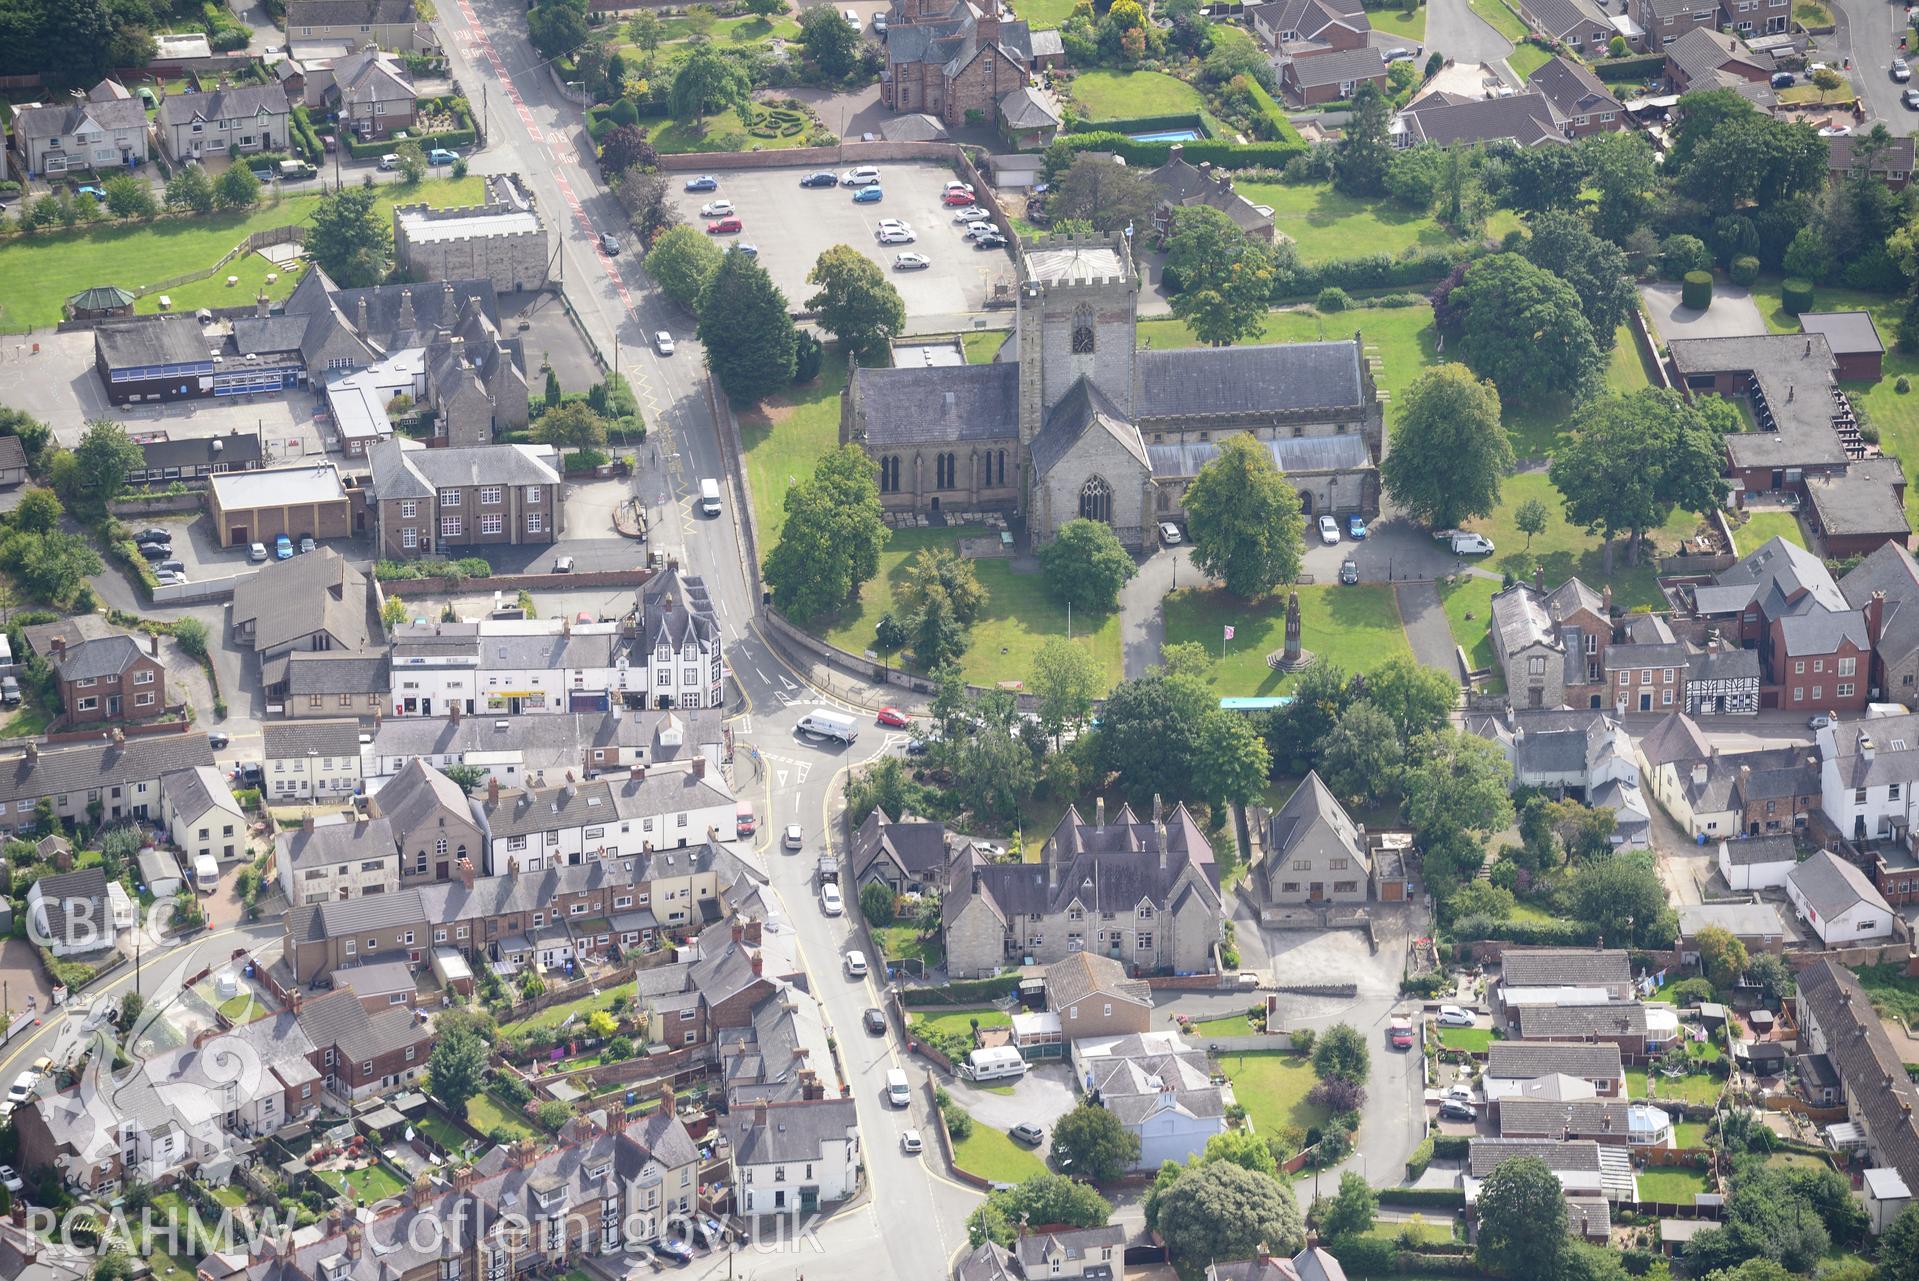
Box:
700;478;722;516
885;1069;911;1107
796;709;859;744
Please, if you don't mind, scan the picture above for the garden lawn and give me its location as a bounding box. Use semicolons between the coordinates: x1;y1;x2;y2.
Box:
1185;1014;1257;1038
1606;321;1658;396
656;13;801;44
1777;83;1855;106
1069;69;1207;121
141;1191;211;1281
502;984;625;1033
1363;1218;1458;1245
816;525;1123;691
1793;0;1835;24
1015;0;1082;27
1508;43;1553;81
1460;470;1700;610
951;1114;1050;1182
218;992;261;1021
1162;584;1411;694
0;700;54;738
412;1112;474;1154
963;329;1008;363
871;924;943;967
1636;1165;1712;1204
1733;509;1807;553
908;1008;1012;1041
1232;180;1523;266
646;110;813;153
1469;0;1529;40
739;353;848;555
315;1160;408;1203
464;1092;541;1141
0;176;485;333
134;250;301;316
1370;3;1428;41
1439;574;1500;681
1439;1027;1493;1053
1627;1067;1723;1104
1673;1121;1710;1149
1213;1051;1331;1139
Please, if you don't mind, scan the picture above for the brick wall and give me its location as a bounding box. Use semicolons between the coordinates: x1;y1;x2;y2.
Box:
652;142;967;172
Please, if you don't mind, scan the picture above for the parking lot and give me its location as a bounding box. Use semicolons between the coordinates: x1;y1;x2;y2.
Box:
665;162;1017;317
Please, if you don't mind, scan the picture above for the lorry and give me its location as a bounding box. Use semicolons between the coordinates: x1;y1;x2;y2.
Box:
796;709;859;744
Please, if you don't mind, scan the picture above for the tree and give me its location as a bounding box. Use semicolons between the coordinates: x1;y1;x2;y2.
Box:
1453;254;1603;403
0;408;51;470
103;175;156;223
1202;23;1273;87
969;1174;1113;1246
1580;130;1657;242
1031;637;1100;745
1515;498;1550;552
1263;662;1355;776
1745;952;1796;1008
1367;658;1460;741
1199;1129;1278;1177
427;1026;489;1117
1096;672;1211;804
626;12;665;52
214;163;260;212
1184;433;1304;598
1150;1161;1304;1273
1522;211;1635;350
1334;81;1393;196
164;165;215;216
742;0;785;13
536;401;609;456
1401;730;1515;890
1496;145;1587;215
1318;702;1404;808
11;487;60;535
798;1;862;78
859;878;895;925
1194;710;1272;810
806;245;906;362
1694;924;1749;990
648;225;723;313
1166;205;1278;346
764;445;889;620
527;0;590;58
1548;390;1726;571
1571;852;1674;947
395;141;427;185
67;419;141;512
1050;1101;1141;1182
1040;518;1135;613
670;42;750;119
1050;153;1159;234
615;169;679;243
1311;1022;1370;1084
845;755;927;827
910;590;969;672
171;618;208;659
599;123;657;177
1476;1156;1570;1280
697;248;797;403
1319;1170;1377;1243
1880;1203;1919;1281
1381;363;1512;530
306;186;391;287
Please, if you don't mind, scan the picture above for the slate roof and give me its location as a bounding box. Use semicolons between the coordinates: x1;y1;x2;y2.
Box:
1500;948;1631;990
285;0;417;22
1286;46;1387;89
1806;457;1910;539
263;719;364;762
1825;713;1919;789
1788;848;1893;920
13;95;146;141
1841;540;1919;666
1045;950;1150;1010
1529;56;1621;119
1692;535;1850;621
1671;335;1845;471
280;813;397;876
281;650;389;696
139;431;265;472
368;440;559;499
368;707;712;776
1030;376;1149;477
163;765;241;822
51;635;150;682
1800;310;1887;358
1797;958;1919;1194
720;1097;858;1166
1688;643;1761;686
326;48;414;106
999;86;1061;130
1497;1097;1635;1137
372;758;471;836
1395;91;1565;147
1468;1137;1603;1177
1666;27;1773;87
639;563;721;659
1719;832;1799;867
1260;772;1367;897
847;360;1019;446
0;734;215;807
95;318;213;371
29;867;110;945
1013;1226;1127;1270
878;112;950;142
1521;0;1608;40
848;809;961;884
1135;341;1366;420
230;549;371;653
1639;711;1710;767
0;436;24;476
156;86;289;130
1515;1002;1649;1041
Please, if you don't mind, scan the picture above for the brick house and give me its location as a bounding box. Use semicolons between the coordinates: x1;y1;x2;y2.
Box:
1516;0;1614;55
48;633;167;724
1280;47;1388;106
1632;0;1720;50
1663;28;1775;92
1044;951;1151;1041
1842;541;1919;701
1489;576;1614;710
1529;57;1625;137
284;0;428;51
1248;0;1372;53
1827;136;1915;192
882;0;1035;127
367;440;563;557
1687;535;1872;713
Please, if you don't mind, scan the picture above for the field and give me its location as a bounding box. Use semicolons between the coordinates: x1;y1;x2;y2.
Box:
738;353;848;555
0;175;486;333
1459;470;1701;609
1439;574;1501;681
1438;1027;1493;1053
1233;180;1524;266
1733;508;1807;553
314;1159;408;1203
1636;1165;1713;1204
1068;69;1208;121
1213;1050;1331;1141
951;1112;1050;1182
657;13;801;44
1363;1217;1458;1245
1508;44;1553;81
134;251;301;316
1627;1067;1723;1105
1162;584;1412;694
1468;0;1529;40
817;526;1124;691
1015;0;1082;27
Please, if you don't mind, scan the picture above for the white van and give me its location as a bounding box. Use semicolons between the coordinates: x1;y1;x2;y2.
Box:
959;1046;1028;1083
797;710;859;743
885;1068;911;1107
699;478;722;516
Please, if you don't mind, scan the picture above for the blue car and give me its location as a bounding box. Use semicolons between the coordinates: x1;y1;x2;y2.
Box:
75;185;106;202
653;1239;692;1264
274;534;293;560
852;185;884;204
683;175;719;192
1348;515;1368;540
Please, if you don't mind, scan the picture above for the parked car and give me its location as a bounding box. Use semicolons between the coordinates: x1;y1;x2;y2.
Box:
1905;87;1919;109
843;7;860;25
140;543;172;561
942;189;977;207
1808;711;1835;730
428;148;458;166
799;171;838;187
843;949;867;978
275;534;293;559
1389;1016;1414;1049
6;1071;35;1106
905;735;931;756
599;233;620;255
684;175;719;192
699;199;735;218
377;154;399;170
208;731;230;749
878;227;915;244
863;1007;886;1034
653;1239;693;1265
974;232;1009;249
1339;559;1359;585
1348;514;1368;539
75;185;106;202
1895;58;1911;82
136;528;170;543
841;166;882;186
732;243;759;257
1438;1100;1476;1122
873;12;888;32
0;1165;21;1193
248;541;269;562
298;535;316;554
955;206;992;223
893;252;931;271
1159;521;1182;545
852;186;884;204
1009;1122;1045;1146
552;555;574;573
655;331;675;355
1383;46;1417;62
1770;71;1796;88
1318;514;1340;545
156;560;185;575
784;823;804;850
876;706;912;728
1819;124;1853;137
1;677;19;706
1437;1005;1474;1027
706;216;744;234
820;882;844;915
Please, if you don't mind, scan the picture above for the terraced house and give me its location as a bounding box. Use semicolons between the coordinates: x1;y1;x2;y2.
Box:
0;733;216;834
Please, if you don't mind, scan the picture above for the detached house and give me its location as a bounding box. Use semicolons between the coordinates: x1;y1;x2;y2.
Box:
1528;57;1625;137
27;867;125;957
1148;147;1276;243
1484;1042;1628;1101
1663;28;1775;92
155;86;292;164
881;0;1035;129
1252;771;1371;907
1516;0;1614;54
285;0;429;51
48;633;167;725
959;1227;1129;1281
1248;0;1372;53
848;809;971;895
367;441;563;557
12;80;149;178
1280;47;1388;106
308;46;417;139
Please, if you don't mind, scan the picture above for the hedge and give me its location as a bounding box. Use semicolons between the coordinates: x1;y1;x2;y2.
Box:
1591;54;1666;82
1244;79;1304;145
1276;248;1464;298
1430;1135;1470;1159
1404;1136;1434;1179
290;106;325;167
1682;270;1713;310
1388;1252;1481;1275
1448;914;1601;946
1067;112;1209;137
900;975;1022;1006
1782;278;1816;315
1375;1187;1467;1209
343;127;476;159
1729;254;1760;287
1057;131;1308;170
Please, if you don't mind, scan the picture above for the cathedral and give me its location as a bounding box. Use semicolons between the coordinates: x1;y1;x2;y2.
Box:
840;233;1386;549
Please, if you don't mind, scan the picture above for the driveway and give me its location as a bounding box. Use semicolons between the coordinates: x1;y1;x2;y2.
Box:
944;1062;1077;1132
1424;0;1515;77
1639;280;1769;343
1397;579;1465;680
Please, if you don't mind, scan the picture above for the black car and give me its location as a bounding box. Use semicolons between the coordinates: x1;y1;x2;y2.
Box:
653;1239;693;1265
799;171;839;187
863;1007;886;1034
1770;71;1796;89
1339;559;1359;586
136;528;171;543
139;543;171;561
208;731;230;749
1438;1100;1475;1122
974;232;1010;250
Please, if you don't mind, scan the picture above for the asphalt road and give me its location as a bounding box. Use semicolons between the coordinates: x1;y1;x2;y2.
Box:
1423;0;1517;81
1831;0;1917;135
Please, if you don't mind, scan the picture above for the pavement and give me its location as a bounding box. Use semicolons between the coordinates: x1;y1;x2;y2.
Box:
1639;281;1769;344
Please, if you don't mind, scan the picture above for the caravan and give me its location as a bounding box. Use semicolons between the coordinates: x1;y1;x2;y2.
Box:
958;1046;1028;1083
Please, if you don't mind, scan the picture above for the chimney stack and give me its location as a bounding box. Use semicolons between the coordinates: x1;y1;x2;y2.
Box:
355;295;368;335
660;1082;676;1114
1534;565;1546;594
450;702;461;724
1095;796;1105;828
1869;590;1887;645
256;292;271;318
693;756;706;779
732;921;745;946
750;952;762;976
302;811;316;833
753;1099;769;1126
1602;584;1613;613
487;776;500;805
458;857;475;889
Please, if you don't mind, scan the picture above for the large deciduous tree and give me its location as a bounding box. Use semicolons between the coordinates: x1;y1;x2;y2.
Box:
670;41;750;118
764;445;888;620
1318;1171;1378;1244
1333;81;1392;196
165;165;215;215
1031;637;1101;745
647;225;723;313
1521;212;1635;350
1381;363;1512;529
806;245;906;363
1166;205;1277;347
1365;657;1461;741
797;2;863;78
697;248;797;402
1193;709;1272;810
1183;433;1304;598
1050;154;1159;234
1452;253;1604;403
67;418;141;513
1094;670;1211;804
306;187;391;287
598;124;657;178
1318;701;1404;808
1401;730;1514;892
1040;517;1136;613
1571;852;1675;947
1311;1022;1370;1084
1049;1101;1140;1182
1476;1156;1573;1280
1547;389;1725;571
527;0;591;58
1578;131;1657;242
1149;1161;1304;1274
427;1025;490;1117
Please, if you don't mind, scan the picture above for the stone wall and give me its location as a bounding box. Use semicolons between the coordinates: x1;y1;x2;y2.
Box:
652;142;967;172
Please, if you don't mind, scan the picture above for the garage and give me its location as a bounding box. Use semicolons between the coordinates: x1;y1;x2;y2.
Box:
207;463;357;548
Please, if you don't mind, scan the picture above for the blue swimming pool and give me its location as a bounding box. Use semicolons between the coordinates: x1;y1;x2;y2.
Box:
1129;129;1201;143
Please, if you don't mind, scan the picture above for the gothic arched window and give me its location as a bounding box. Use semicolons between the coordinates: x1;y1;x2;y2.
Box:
1072;304;1095;355
1079;475;1112;524
879;456;900;493
937;453;956;488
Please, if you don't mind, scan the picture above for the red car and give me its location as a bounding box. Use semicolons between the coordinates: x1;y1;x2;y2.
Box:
942;190;977;207
876;706;912;728
706;216;743;234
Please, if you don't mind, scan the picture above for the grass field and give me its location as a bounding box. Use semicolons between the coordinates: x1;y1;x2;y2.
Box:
1370;2;1428;41
963;329;1008;363
1233;181;1523;266
908;1008;1011;1041
0;701;54;738
0;175;485;333
1733;508;1807;553
951;1112;1050;1182
1459;471;1700;609
134;251;301;316
1628;1067;1723;1105
1606;321;1659;395
1469;0;1530;40
646;109;815;154
1439;574;1501;679
1636;1165;1713;1204
1162;584;1411;694
1213;1050;1330;1140
1439;1027;1493;1053
738;354;847;556
464;1092;541;1141
817;525;1124;691
1856;964;1919;1026
1791;0;1835;27
1015;0;1082;27
1069;69;1208;121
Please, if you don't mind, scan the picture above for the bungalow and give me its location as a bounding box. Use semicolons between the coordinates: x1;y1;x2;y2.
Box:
1280;47;1388;106
1529;57;1625;136
1495;948;1633;1020
1801;311;1888;382
1828;135;1915;192
1513;1002;1654;1056
1787;849;1897;946
1464;1138;1636;1205
1484;1042;1627;1101
1498;1097;1675;1147
1663;28;1775;92
1675;901;1791;954
1516;0;1614;53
